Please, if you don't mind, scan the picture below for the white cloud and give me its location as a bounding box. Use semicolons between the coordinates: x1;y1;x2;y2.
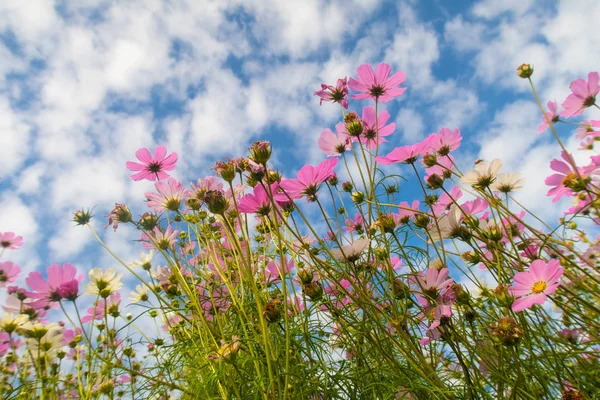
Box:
395;108;425;142
472;0;536;19
0;97;31;176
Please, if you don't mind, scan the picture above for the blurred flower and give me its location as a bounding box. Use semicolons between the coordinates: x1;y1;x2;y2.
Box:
490;172;525;193
0;261;20;287
537;100;559;133
129;250;154;271
146;178;186;212
0;232;24;250
560;72;599;117
545;151;588;202
318;123;351;157
26;263;83;303
329;238;370;263
376;142;426;165
130;285;149;304
461;159;503;189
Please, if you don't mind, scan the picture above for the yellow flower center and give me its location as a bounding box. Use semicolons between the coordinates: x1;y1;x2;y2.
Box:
531;281;547;294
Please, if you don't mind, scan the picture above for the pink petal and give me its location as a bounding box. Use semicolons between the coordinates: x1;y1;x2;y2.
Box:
154;145;167;161
374;63;391;84
135;148;153;164
356;64;376;86
126;161;146;171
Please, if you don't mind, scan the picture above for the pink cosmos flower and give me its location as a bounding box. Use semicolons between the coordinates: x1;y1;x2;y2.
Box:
280;158;338;201
509;259;564;312
410;267;454;302
126;145;178;181
343;213;364;233
392;200;420;225
425;154;455;180
433;186;462;215
26;263;83;303
0;232;24;250
314;77;349;109
189;176;224;202
376;142;426;165
348;63;407;103
545;151;587;202
238;182;286;215
358;106;396;148
146;178;186;212
318;123;351;157
537;100;559;133
0;261;20;287
460;197;489;216
575;120;600;139
82;293;121;323
429;127;462;155
560;72;599;117
142;226;179;250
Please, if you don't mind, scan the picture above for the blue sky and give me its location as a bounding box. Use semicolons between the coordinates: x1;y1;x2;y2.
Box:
0;0;599;290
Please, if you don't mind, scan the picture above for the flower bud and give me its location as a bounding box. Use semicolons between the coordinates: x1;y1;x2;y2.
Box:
516;63;533;78
303;281;323;300
414;214;430;229
249;141;272;164
489;317;522;346
341;181;353;192
204;190;229;215
213;160;237;183
392;278;410;299
344;112;363;137
297;267;314;284
263;299;282;323
351;191;364;204
73;209;93;226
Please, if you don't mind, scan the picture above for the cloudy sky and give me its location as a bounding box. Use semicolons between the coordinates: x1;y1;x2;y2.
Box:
1;0;599;285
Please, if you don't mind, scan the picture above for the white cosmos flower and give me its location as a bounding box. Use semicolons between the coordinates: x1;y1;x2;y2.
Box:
329;238;370;262
129;285;150;304
490;172;524;193
460;159;503;188
428;205;464;242
129;250;155;271
84;267;123;297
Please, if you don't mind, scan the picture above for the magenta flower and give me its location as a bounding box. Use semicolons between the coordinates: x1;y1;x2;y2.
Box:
433;186;462;215
575;120;600;139
0;262;20;287
348;63;406;103
0;232;24;250
82;293;121;323
126;145;178;181
146;178;186;212
429;127;462;155
318;123;351;157
142;226;179;250
26;263;83;303
545;151;587;202
343;213;364;233
392;200;420;225
238;182;286;216
410;267;454;301
314;77;349;109
560;72;599;117
280;158;338;201
537;100;559;133
509;259;564;312
375;142;426;165
189;176;224;202
358;106;396;148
